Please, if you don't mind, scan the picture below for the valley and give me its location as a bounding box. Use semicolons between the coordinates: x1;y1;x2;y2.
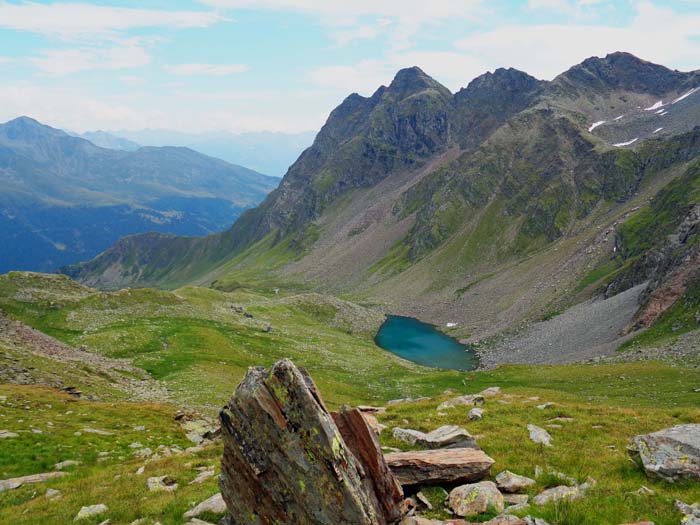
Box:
2;51;700;525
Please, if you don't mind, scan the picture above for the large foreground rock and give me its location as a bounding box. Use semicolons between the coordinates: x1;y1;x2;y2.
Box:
385;448;494;486
628;424;700;482
219;359;405;525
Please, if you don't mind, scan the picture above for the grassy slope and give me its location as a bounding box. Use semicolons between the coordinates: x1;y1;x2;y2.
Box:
0;385;223;525
378;373;700;525
1;361;699;524
1;272;700;524
0;272;471;411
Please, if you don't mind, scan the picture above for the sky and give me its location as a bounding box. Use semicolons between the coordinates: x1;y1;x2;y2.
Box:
1;0;700;134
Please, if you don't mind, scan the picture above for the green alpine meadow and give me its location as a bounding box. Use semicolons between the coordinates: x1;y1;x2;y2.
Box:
2;2;700;524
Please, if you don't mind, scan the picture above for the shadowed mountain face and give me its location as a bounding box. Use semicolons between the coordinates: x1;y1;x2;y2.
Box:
66;53;700;342
0;117;278;273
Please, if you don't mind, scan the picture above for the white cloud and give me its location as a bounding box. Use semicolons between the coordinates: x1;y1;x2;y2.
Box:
201;0;486;48
164;63;250;76
0;2;225;38
30;44;151;76
455;1;700;80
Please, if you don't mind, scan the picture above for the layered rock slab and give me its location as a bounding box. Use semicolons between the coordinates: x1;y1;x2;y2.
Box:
219;359;405;525
385;448;494;486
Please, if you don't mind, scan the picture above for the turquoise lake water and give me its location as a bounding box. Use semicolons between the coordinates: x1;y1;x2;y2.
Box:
374;315;479;371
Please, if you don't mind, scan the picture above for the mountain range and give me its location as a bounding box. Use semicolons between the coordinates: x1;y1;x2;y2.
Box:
93;128;316;177
65;52;700;348
0;117;278;273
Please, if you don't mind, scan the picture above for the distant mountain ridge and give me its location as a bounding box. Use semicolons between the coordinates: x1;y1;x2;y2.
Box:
102;128;316;177
0;117;278;273
66;53;700;347
77;130;140;151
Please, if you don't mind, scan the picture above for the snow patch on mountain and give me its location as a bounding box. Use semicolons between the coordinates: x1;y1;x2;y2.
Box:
588;121;606;132
644;100;664;111
672;87;700;104
613;138;639;147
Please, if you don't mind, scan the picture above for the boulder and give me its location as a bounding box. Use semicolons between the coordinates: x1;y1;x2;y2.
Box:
393;427;426;445
628;424;700;481
437;395;485;410
527;425;552;447
74;504;108;521
448;481;504;517
184;493;226;519
495;471;536;493
676;500;700;525
219;359;405;525
385;448;494;486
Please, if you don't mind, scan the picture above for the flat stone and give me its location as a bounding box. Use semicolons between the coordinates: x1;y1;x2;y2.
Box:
448;481;504;517
46;488;62;500
183;493;226;518
628;424;700;481
0;430;18;439
55;460;81;470
479;387;501;397
496;470;536;493
527;425;552;447
532;485;582;505
438;395;485;410
82;428;113;436
74;504;108;521
0;471;65;493
190;469;215;484
385;448;494;486
483;517;527;525
147;475;178;492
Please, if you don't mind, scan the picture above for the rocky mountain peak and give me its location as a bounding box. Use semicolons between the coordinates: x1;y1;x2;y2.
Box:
456;67;542;103
557;51;687;95
386;66;451;99
0;116;68;142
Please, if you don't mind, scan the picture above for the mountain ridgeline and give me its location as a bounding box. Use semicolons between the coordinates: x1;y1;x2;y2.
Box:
0;117;278;273
65;53;700;343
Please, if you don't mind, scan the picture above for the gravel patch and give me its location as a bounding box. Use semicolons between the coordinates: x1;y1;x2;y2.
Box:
479;284;646;367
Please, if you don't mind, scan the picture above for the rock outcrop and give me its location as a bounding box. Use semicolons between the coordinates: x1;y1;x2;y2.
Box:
628;424;700;481
219;359;405;525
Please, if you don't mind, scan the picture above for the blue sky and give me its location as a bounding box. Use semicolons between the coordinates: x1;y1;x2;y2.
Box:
1;0;700;134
